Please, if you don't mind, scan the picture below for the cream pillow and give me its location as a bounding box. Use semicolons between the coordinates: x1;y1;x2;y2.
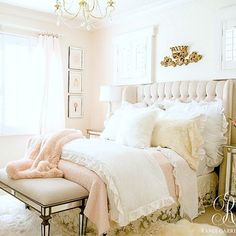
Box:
117;110;157;148
151;118;204;170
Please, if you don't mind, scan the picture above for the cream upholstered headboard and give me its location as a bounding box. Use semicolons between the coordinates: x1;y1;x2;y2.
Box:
122;80;233;142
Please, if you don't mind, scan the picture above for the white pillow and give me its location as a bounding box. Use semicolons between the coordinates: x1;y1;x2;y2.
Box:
101;102;148;141
116;110;157;148
150;99;179;110
161;99;228;167
122;101;147;108
100;109;123;141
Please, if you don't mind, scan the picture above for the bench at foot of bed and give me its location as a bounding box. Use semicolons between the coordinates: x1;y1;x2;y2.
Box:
0;169;89;236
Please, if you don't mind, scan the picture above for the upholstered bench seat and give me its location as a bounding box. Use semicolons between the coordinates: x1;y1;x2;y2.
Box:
0;170;88;205
0;169;89;236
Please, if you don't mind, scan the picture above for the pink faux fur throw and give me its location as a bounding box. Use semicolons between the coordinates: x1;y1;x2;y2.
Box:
6;130;84;180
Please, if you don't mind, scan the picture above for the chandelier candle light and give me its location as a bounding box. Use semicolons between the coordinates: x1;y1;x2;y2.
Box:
54;0;116;30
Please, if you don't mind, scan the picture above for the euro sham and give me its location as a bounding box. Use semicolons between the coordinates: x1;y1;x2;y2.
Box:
151;117;204;170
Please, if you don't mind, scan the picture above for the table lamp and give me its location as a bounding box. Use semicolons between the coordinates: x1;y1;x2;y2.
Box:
99;85;121;119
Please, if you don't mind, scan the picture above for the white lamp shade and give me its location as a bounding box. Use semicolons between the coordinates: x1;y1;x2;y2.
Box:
99;85;122;102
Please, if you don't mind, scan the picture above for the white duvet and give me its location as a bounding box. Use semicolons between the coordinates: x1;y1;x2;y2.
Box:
62;139;174;226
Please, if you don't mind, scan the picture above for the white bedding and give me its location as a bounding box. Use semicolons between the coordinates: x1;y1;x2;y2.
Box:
62;138;199;225
197;156;214;176
156;147;198;220
62;138;174;226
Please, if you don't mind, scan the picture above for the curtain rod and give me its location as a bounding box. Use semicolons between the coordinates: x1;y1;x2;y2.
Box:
0;24;63;38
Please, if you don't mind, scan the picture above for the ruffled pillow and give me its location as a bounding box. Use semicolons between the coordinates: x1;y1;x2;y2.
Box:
151;117;204;170
161;100;227;167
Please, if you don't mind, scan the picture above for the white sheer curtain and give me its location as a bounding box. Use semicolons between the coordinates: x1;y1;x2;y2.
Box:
0;33;65;135
37;35;65;134
0;33;41;134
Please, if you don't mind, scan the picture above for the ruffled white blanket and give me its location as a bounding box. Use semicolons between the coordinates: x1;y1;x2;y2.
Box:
62;139;174;226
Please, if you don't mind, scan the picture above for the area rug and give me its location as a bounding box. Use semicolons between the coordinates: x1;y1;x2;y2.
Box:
0;195;226;236
143;219;227;236
0;195;76;236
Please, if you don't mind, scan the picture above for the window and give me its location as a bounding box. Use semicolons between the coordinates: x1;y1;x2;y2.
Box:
0;33;43;135
222;19;236;69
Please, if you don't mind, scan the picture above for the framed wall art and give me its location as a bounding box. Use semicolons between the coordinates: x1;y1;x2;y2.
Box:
68;95;83;118
68;71;82;93
68;46;84;70
113;27;157;85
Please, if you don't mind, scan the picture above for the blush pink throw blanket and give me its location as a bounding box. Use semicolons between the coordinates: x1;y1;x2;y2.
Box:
58;160;110;235
6;130;83;180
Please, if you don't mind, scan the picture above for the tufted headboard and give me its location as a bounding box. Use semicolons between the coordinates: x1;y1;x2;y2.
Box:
122;80;233;143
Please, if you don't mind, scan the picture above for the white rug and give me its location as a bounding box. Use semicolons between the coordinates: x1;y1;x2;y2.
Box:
143;219;227;236
0;195;76;236
0;195;226;236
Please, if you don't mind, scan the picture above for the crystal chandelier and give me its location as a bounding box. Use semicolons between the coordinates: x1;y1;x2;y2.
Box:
54;0;116;30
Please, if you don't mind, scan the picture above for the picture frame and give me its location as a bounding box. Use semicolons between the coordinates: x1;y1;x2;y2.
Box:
68;71;82;93
113;27;157;85
68;46;84;70
68;95;83;118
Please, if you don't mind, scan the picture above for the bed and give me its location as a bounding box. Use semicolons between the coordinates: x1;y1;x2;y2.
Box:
56;80;233;235
50;171;218;235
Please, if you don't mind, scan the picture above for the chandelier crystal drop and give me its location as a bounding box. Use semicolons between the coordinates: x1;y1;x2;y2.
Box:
54;0;116;30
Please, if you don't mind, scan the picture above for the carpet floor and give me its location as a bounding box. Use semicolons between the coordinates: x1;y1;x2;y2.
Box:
0;194;234;236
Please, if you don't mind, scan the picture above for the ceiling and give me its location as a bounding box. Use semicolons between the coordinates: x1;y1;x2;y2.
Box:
0;0;176;16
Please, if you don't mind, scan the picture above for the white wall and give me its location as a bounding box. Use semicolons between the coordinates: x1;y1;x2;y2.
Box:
1;0;236;167
89;0;236;131
0;4;92;167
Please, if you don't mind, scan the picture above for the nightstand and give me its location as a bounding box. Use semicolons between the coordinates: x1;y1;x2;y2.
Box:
219;144;236;210
87;129;102;139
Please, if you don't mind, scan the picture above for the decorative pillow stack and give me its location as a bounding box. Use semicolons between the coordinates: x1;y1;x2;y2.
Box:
101;99;227;169
159;100;228;167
